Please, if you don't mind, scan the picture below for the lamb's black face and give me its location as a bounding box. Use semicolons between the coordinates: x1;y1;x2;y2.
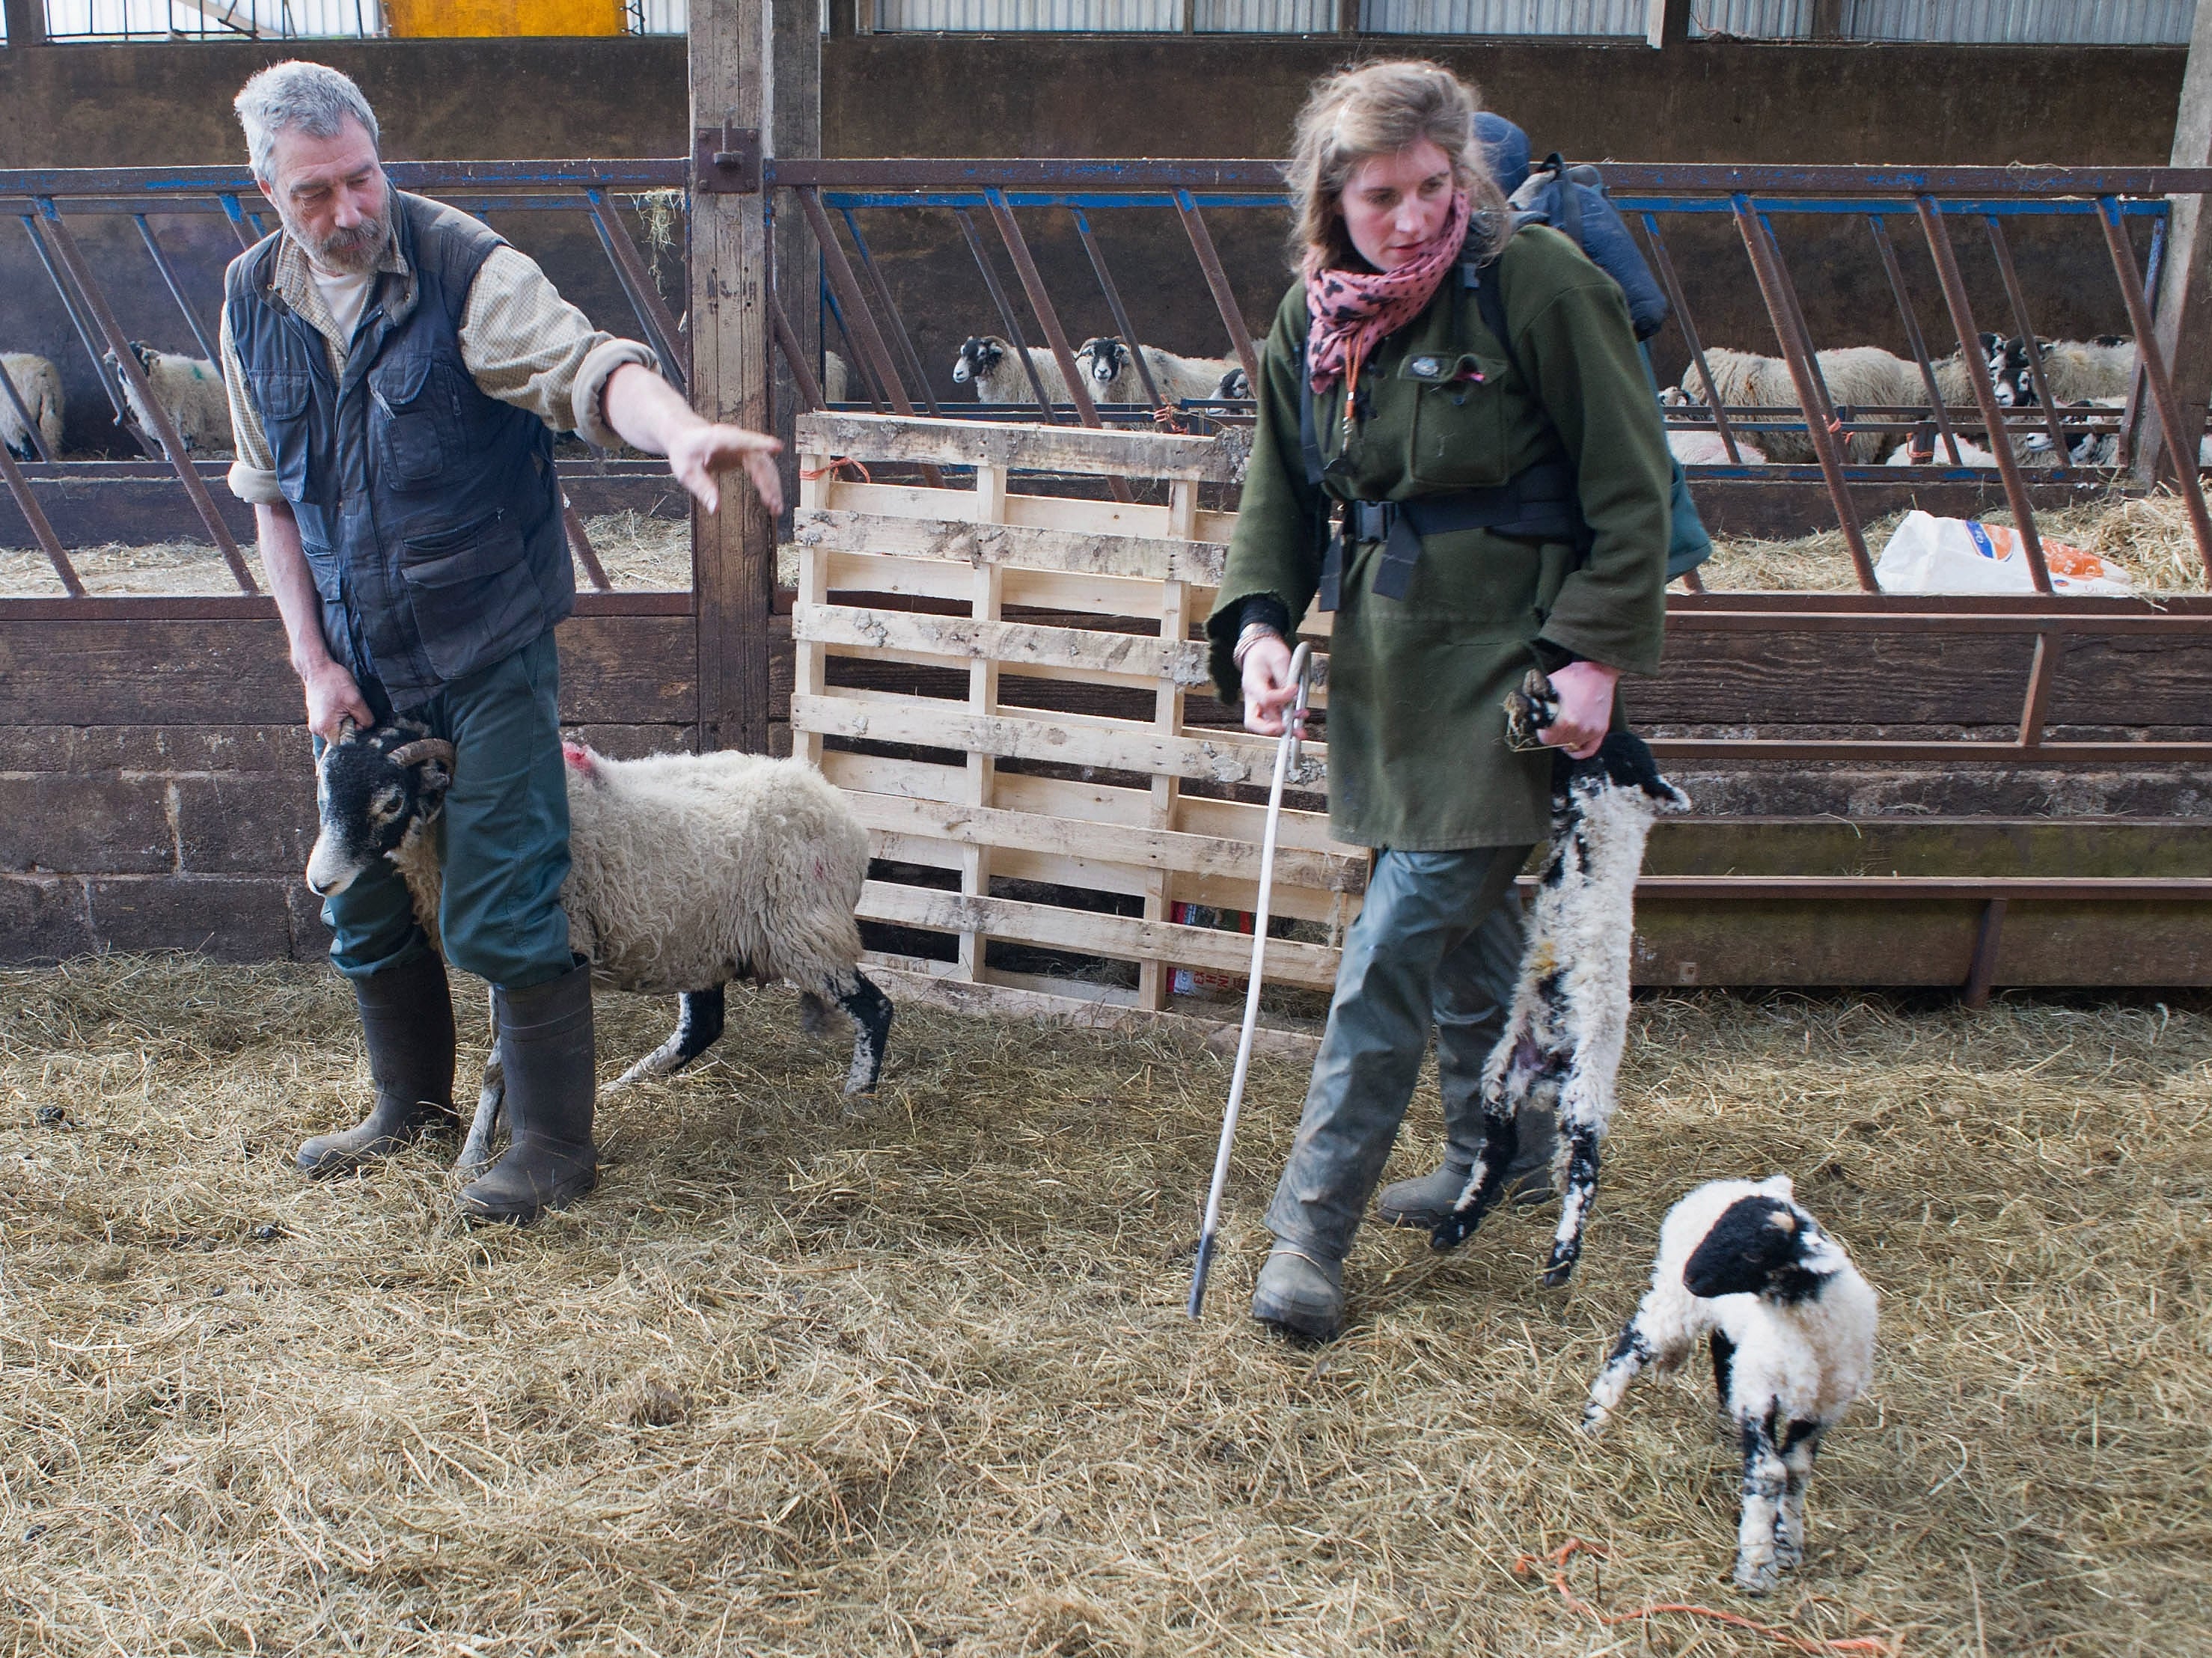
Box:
1083;336;1128;386
304;721;453;897
1684;1196;1820;1301
1216;367;1251;401
1990;334;2041;409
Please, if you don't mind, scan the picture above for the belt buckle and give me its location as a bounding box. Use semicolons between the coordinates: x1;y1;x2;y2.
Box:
1350;501;1392;544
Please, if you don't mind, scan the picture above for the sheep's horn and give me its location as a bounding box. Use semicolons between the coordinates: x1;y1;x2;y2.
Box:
387;738;456;769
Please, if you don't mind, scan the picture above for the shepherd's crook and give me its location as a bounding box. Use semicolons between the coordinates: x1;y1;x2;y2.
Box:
1188;642;1314;1319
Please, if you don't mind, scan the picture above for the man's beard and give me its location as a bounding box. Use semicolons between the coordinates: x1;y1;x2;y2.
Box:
292;204;389;275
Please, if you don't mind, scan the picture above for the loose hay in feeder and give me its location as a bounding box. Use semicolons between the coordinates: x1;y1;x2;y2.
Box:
2;955;2208;1655
1700;487;2212;596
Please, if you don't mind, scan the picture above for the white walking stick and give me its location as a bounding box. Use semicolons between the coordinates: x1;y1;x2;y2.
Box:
1188;640;1313;1319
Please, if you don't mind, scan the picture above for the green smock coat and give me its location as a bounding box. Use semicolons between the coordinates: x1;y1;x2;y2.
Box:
1205;223;1671;851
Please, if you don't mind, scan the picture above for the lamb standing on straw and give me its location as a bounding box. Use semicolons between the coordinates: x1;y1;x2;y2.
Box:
1428;670;1688;1285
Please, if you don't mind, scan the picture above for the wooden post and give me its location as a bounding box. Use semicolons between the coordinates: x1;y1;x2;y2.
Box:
962;463;1008;985
1336;0;1359;33
2132;0;2212;489
3;0;47;44
1140;480;1197;1010
690;0;777;755
1645;0;1688;48
1810;0;1845;39
772;0;822;527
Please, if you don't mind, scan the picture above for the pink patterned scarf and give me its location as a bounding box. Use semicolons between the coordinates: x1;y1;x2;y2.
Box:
1304;189;1472;404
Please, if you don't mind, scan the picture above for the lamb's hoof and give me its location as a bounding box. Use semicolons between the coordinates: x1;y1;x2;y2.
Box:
1540;1258;1579;1289
1428;1210;1480;1252
1733;1559;1779;1598
1773;1538;1804;1573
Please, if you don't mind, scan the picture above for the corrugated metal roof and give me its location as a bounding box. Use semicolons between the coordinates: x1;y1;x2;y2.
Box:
1361;0;1645;34
1693;0;2194;41
40;0;384;37
876;0;1180;28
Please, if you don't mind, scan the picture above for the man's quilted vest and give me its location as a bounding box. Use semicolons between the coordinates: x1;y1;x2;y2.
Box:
224;191;571;707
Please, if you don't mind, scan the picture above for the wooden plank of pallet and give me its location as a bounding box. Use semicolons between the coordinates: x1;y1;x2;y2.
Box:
795;411;1240;482
794;688;1327;790
795;602;1211;687
862;961;1322;1059
859;878;1339;987
816;477;1238;547
795;506;1228;585
845;787;1363;893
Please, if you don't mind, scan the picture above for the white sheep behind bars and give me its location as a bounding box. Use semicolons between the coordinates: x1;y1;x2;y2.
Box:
1429;668;1689;1285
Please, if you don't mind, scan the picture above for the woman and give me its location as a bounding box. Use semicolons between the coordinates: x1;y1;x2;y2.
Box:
1210;61;1669;1343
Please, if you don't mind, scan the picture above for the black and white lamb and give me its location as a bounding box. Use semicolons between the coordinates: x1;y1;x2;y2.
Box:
305;724;894;1165
1429;670;1689;1285
1580;1175;1878;1597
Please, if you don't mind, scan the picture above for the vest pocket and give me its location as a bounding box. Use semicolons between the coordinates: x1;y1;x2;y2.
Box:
397;508;540;679
371;354;460;489
1405;355;1510;490
248;369;316;502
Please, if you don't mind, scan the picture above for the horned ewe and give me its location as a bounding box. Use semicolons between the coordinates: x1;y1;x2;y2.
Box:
1672;346;1913;463
305;723;894;1166
951;334;1070;406
105;340;230;457
1429;673;1690;1285
1;352;64;461
1996;335;2134;408
1581;1175;1878;1597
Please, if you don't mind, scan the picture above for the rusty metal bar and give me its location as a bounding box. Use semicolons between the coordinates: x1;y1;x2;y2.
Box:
34;201;257;593
2017;631;2062;748
984;190;1137;507
0;440;86;596
771;289;827;412
1629;877;2212;900
794;186;943;487
583;188;688;397
1866;212;1963;465
820;283;887;410
1731;196;1875;588
1679;566;1705;592
1758;212;1842;432
1982;215;2072;462
951;207;1056;418
1913;195;2053;594
1647;738;2212;763
21;212;138;438
2119;214;2167;468
0;354;55;464
1961;899;2008;1009
1640;211;1743;463
132;214;220;368
1070;206;1166;412
2097;195;2212;582
1173;190;1260;395
563;501;614;593
837;207;941;417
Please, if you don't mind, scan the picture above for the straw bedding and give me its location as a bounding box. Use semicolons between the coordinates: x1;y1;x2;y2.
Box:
4;955;2206;1655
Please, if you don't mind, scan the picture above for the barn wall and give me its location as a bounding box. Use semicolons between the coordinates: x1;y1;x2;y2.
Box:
0;35;2187;453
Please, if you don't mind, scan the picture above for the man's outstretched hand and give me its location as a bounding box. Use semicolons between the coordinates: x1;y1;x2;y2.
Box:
666;420;783;516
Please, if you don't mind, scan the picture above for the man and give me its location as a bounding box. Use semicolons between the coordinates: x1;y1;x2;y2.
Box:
221;61;782;1223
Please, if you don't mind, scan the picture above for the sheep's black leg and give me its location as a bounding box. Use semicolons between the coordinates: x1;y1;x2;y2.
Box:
605;985;727;1094
1581;1317;1657;1431
1735;1413;1789;1596
1775;1419;1825;1573
1428;1086;1522;1252
834;970;893;1096
1542;1121;1601;1287
456;986;503;1175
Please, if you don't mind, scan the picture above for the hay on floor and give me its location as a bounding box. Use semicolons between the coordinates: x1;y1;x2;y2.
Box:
4;955;2206;1655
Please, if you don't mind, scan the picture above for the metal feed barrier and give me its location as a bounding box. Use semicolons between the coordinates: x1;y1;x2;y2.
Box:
1;156;2209;994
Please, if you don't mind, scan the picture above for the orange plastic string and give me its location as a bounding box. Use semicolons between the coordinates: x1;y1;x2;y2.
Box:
798;455;872;483
1512;1538;1902;1657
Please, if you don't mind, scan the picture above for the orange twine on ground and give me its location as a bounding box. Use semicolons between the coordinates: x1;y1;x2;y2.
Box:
1512;1538;1904;1657
798;456;872;483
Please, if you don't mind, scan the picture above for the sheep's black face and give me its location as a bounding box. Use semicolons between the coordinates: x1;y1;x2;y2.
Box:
304;722;453;898
953;337;1001;386
1684;1196;1825;1303
1084;337;1128;387
1216;367;1251;401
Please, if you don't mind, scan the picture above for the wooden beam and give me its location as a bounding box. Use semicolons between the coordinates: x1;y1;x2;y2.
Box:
1809;0;1845;40
2;0;47;44
795;411;1238;481
2134;0;2212;488
771;0;822;524
1646;0;1689;48
689;0;777;754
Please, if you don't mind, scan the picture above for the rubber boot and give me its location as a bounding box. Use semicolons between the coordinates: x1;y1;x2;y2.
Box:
455;961;598;1223
298;952;457;1178
1250;1242;1344;1345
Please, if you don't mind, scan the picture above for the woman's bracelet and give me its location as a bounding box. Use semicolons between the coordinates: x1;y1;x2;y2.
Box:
1232;621;1283;670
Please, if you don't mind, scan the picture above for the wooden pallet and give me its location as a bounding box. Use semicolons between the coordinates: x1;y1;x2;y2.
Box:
792;412;1361;1051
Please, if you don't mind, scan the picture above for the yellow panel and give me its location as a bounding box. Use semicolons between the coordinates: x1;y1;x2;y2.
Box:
384;0;624;37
